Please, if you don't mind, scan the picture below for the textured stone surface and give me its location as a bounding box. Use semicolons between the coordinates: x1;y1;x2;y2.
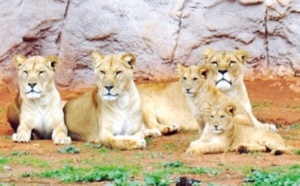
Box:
0;0;299;88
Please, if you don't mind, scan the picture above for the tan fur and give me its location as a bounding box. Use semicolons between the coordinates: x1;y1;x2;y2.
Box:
177;64;252;135
186;102;290;155
137;82;197;132
64;52;160;150
202;48;277;131
7;55;71;144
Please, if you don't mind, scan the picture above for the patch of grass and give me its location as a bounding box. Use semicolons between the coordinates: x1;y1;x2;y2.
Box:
17;157;50;168
40;165;140;185
145;170;172;186
288;123;300;130
10;151;30;156
0;107;7;113
252;101;271;109
244;164;300;185
58;145;80;154
292;149;300;155
283;105;300;111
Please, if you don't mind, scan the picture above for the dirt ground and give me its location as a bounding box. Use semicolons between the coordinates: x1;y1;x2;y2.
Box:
0;77;300;185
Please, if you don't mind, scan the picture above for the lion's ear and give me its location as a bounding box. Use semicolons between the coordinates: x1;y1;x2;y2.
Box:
176;64;186;76
122;53;136;69
234;49;249;64
202;103;212;117
91;51;105;66
224;102;236;116
13;55;27;69
197;65;209;79
45;56;61;71
201;48;215;63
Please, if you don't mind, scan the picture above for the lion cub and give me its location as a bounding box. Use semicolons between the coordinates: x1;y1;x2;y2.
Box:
64;52;159;150
186;102;290;155
7;55;71;144
177;64;252;135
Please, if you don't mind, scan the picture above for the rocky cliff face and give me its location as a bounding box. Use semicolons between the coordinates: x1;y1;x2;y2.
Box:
0;0;299;88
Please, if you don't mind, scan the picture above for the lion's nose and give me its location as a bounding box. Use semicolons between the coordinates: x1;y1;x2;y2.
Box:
28;83;36;88
186;88;190;93
218;70;227;75
105;86;113;91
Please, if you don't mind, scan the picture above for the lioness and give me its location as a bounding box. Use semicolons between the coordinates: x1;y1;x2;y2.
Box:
177;64;252;134
137;82;196;132
202;48;277;131
64;52;159;150
7;55;71;144
186;102;290;155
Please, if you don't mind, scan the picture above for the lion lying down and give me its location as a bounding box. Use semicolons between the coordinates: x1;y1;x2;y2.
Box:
7;55;71;144
63;52;160;150
186;102;290;155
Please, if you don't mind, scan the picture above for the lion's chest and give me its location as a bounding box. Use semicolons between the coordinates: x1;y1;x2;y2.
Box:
101;99;142;135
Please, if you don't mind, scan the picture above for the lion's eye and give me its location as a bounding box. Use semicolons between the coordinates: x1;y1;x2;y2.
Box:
116;71;122;76
100;70;105;75
211;61;218;66
229;61;236;66
220;115;225;119
210;115;214;118
192;77;198;81
183;77;187;81
39;71;45;76
23;71;28;76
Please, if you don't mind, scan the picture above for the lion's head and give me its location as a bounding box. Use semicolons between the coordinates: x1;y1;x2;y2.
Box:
177;64;209;97
13;55;60;99
91;52;136;101
203;102;236;134
201;49;249;92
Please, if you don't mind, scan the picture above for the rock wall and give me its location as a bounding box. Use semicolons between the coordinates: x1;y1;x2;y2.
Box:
0;0;299;88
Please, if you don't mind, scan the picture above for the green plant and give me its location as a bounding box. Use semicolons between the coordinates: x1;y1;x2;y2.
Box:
288;123;300;130
10;151;30;156
164;161;183;168
58;146;80;154
17;157;49;168
144;171;172;186
252;101;271;109
40;165;137;185
244;165;300;185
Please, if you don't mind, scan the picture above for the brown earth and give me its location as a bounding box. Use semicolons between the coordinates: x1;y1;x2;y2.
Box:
0;77;300;185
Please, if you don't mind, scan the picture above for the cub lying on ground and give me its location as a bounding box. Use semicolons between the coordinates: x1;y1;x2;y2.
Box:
64;52;159;150
186;102;290;155
7;55;71;144
177;64;252;135
202;48;277;131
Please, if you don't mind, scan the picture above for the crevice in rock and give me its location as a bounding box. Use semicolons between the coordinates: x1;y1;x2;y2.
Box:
264;4;270;67
56;0;70;53
169;0;187;65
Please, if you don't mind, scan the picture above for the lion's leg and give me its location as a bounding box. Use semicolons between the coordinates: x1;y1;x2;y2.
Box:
186;142;227;155
258;134;289;155
100;129;146;150
12;120;33;143
233;143;267;154
52;121;72;145
142;96;178;135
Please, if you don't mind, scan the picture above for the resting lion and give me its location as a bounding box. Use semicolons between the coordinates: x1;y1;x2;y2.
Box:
7;55;71;144
201;48;277;131
137;82;197;132
186;102;290;155
177;64;252;135
63;52;159;150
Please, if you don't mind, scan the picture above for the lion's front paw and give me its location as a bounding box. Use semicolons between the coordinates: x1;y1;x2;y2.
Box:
131;138;146;149
144;128;162;137
160;123;180;135
53;136;72;145
189;140;201;148
12;133;31;143
186;147;199;155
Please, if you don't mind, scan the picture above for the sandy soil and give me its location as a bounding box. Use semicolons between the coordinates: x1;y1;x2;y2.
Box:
0;77;300;185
